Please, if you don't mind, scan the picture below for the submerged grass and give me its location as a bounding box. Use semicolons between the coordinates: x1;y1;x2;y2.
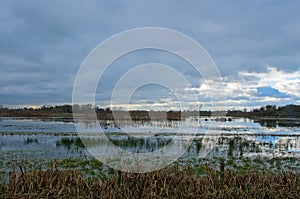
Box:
1;165;300;198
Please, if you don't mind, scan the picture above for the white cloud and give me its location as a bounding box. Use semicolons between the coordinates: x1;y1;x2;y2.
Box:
238;66;300;97
117;66;300;111
184;66;300;110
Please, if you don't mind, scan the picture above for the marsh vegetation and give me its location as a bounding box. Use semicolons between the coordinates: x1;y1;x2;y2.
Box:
1;116;300;198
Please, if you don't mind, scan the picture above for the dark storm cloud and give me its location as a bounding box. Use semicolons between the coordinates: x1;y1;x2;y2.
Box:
1;0;300;107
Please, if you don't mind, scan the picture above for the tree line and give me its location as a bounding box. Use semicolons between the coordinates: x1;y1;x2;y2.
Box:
1;104;299;119
0;104;211;120
226;104;300;118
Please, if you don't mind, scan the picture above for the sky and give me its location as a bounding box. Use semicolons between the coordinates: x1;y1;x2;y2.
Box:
1;0;300;110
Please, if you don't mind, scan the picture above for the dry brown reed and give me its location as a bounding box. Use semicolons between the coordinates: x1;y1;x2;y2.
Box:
1;165;300;198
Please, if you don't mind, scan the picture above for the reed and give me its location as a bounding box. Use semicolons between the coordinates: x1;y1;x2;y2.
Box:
1;165;299;198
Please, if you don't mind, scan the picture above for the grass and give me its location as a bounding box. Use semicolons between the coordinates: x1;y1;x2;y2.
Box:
56;137;85;149
1;165;300;198
24;137;39;144
1;134;300;198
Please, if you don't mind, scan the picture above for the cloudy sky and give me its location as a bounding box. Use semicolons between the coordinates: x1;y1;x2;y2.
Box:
1;0;300;110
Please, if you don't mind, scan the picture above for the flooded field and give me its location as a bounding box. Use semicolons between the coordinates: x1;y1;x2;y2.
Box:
1;116;300;181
